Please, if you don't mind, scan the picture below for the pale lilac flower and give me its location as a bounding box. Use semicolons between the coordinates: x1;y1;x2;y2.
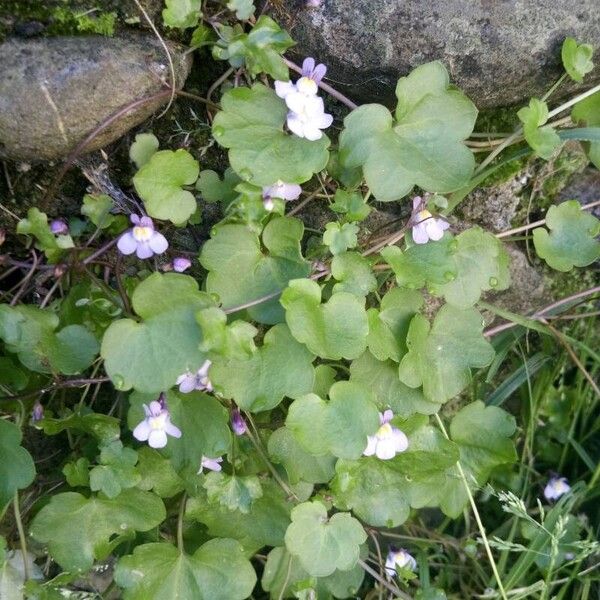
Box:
411;196;449;244
176;359;213;393
543;476;571;501
50;219;69;235
117;214;168;259
231;408;247;436
133;398;181;449
262;181;302;211
385;548;417;576
364;409;408;460
198;455;223;474
172;257;192;272
31;401;44;423
274;57;333;141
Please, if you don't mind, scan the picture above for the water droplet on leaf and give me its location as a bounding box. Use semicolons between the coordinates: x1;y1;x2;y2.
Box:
213;125;224;137
113;374;125;390
489;277;498;287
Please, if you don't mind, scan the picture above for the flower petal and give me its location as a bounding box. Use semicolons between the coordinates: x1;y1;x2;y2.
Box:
312;63;326;83
286;91;308;114
392;428;409;453
177;374;196;394
165;420;182;438
425;219;446;241
139;216;154;229
130;214;141;225
302;124;323;141
375;437;397;460
381;409;394;424
133;420;151;442
135;242;153;259
287;113;305;138
302;57;315;77
149;232;169;254
412;196;422;211
274;80;295;99
363;435;377;456
411;223;429;244
117;231;138;255
148;429;168;449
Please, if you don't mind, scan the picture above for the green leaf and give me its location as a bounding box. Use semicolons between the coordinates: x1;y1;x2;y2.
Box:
398;306;495;404
382;228;511;308
572;91;600;168
115;539;256;600
203;472;262;513
517;98;561;160
262;546;365;600
129;133;159;169
561;37;594;83
128;389;230;470
210;324;314;412
350;351;439;416
286;381;380;460
0;357;28;392
312;364;337;398
213;17;294;80
62;457;90;488
339;62;477;201
40;410;120;444
365;288;423;361
16;208;74;262
284;501;366;577
0;305;98;375
187;480;292;553
200;217;310;324
332;458;410;527
227;0;254;20
196;168;241;204
331;252;377;297
133;149;199;225
162;0;201;28
409;402;516;517
89;441;140;499
81;194;123;231
0;420;35;509
268;426;337;485
281;279;369;360
532;200;600;271
30;489;165;572
330;190;371;222
101;273;213;393
323;222;359;255
196;307;257;359
213;83;329;185
136;447;185;498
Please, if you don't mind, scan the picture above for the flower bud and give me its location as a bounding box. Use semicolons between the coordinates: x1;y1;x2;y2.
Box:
32;402;44;423
172;257;192;272
231;408;247;436
50;219;69;235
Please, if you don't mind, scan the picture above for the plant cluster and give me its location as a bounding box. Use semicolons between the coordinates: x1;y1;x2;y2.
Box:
1;2;600;599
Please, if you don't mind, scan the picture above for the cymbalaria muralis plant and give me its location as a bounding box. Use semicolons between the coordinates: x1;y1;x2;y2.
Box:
1;4;600;599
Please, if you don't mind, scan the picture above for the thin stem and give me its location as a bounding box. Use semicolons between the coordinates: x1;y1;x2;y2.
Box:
284;58;358;110
14;491;30;582
0;377;110;401
496;199;600;238
177;492;187;551
82;238;118;265
547;81;600;119
9;251;38;306
358;558;411;600
434;414;508;600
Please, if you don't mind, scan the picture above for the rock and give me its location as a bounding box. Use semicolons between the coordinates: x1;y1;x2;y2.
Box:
0;35;192;161
277;0;600;108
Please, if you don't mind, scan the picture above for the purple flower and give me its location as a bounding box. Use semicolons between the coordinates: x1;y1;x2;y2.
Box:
50;219;69;235
231;409;247;436
198;455;223;474
364;409;408;460
262;181;302;211
176;359;212;393
411;197;449;244
117;214;168;259
133;399;182;448
543;476;571;501
31;402;44;423
274;57;333;141
385;548;417;576
172;257;192;272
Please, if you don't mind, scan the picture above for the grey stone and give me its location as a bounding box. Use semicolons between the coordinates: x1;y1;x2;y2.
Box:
0;35;192;161
277;0;600;108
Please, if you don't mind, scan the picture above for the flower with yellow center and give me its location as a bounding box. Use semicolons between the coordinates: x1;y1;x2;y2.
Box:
133;398;181;449
411;197;450;244
117;214;168;259
363;409;408;460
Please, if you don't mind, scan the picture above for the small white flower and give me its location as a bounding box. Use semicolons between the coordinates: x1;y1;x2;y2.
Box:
363;409;408;460
133;399;181;449
385;548;417;576
262;181;302;211
117;214;168;259
274;57;333;141
176;359;213;393
198;455;223;474
411;196;449;244
543;476;571;501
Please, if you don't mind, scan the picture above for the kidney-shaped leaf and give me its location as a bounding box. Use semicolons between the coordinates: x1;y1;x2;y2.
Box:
115;539;256;600
101;273;213;393
0;420;35;509
213;83;330;185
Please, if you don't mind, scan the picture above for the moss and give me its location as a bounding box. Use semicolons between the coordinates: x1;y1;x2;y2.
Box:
475;106;521;135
